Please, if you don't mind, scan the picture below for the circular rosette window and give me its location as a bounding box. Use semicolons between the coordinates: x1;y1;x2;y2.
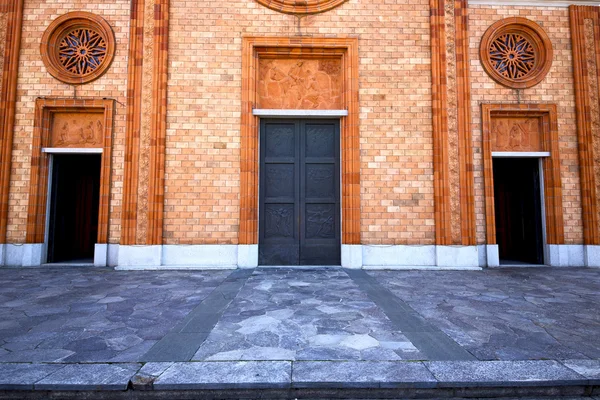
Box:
254;0;348;14
480;17;553;89
41;12;116;85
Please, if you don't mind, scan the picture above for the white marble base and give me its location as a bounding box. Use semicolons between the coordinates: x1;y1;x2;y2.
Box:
1;244;44;267
341;245;362;269
162;245;237;268
94;244;108;267
237;245;258;269
546;244;585;267
117;245;162;267
485;244;500;268
435;245;481;269
584;245;600;268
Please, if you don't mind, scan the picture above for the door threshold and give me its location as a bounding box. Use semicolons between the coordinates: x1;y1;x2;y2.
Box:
41;263;95;267
258;265;342;269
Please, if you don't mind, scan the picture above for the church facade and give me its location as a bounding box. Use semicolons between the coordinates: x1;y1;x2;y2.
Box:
0;0;599;269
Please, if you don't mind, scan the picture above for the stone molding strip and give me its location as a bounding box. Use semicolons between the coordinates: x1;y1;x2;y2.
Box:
147;0;169;245
570;5;600;245
0;0;24;243
121;0;146;245
430;0;476;246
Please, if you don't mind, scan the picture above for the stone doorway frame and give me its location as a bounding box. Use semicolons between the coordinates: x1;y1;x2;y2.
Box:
239;37;360;246
25;98;115;249
481;103;564;247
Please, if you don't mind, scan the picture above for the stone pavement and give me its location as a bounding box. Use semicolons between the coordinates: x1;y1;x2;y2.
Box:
0;266;598;398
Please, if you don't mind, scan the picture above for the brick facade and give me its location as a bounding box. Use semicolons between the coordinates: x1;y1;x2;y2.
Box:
0;0;599;268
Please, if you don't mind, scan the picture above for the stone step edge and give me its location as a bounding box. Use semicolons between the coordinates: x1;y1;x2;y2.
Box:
0;360;597;392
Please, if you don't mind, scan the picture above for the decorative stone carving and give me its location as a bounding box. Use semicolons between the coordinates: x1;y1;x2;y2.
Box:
254;0;348;14
480;17;553;89
257;59;343;109
40;12;115;85
50;113;104;148
491;117;542;152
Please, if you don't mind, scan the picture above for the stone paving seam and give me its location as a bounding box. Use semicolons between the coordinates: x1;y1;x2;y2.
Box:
0;363;66;390
140;269;254;362
344;269;477;361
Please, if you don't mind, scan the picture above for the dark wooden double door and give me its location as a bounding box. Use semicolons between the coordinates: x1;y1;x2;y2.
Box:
259;119;341;265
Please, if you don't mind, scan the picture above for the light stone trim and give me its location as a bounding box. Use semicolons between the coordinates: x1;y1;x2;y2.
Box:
42;148;103;154
491;151;550;157
252;109;348;118
469;0;600;6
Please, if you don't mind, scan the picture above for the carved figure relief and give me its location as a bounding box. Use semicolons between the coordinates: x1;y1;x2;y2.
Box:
50;113;104;148
491;117;542;152
480;18;553;89
41;12;116;85
258;59;342;109
254;0;349;15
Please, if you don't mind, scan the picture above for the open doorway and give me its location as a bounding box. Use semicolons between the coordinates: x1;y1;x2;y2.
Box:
493;157;544;265
47;154;101;264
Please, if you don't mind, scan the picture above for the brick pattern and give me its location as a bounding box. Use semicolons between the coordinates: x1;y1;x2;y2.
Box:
239;37;360;245
430;0;476;245
482;104;564;245
0;0;23;243
470;5;582;245
25;99;115;244
167;0;434;245
570;5;600;245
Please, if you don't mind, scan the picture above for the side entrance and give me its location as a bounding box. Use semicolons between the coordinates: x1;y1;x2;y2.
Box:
259;119;341;265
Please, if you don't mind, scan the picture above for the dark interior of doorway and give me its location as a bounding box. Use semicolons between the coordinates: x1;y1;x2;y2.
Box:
47;154;101;264
493;157;544;265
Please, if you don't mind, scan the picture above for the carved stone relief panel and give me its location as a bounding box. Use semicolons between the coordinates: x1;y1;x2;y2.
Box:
50;112;104;148
491;116;542;152
257;58;343;109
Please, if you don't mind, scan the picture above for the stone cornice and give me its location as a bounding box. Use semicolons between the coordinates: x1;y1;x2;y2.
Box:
470;0;599;7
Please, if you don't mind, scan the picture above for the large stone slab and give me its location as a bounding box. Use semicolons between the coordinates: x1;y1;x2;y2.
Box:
35;363;141;390
153;361;291;389
292;361;437;388
562;359;600;384
425;360;587;387
0;363;64;390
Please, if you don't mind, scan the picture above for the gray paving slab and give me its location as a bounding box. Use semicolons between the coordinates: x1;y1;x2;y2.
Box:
0;363;65;390
292;361;437;388
192;268;423;361
346;269;476;361
141;269;253;362
368;268;600;361
153;361;291;389
425;360;588;387
35;363;141;390
562;359;600;384
0;268;231;363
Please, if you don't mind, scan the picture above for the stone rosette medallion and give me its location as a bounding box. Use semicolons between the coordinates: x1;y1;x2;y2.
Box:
40;12;116;85
254;0;348;14
480;17;553;89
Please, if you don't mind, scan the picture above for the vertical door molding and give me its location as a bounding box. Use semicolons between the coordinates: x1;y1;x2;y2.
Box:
240;37;360;245
25;99;115;245
430;0;476;245
0;0;24;243
570;5;600;245
121;0;145;245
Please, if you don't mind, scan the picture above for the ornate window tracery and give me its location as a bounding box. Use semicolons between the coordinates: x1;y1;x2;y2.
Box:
41;12;115;85
480;18;553;89
254;0;348;14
